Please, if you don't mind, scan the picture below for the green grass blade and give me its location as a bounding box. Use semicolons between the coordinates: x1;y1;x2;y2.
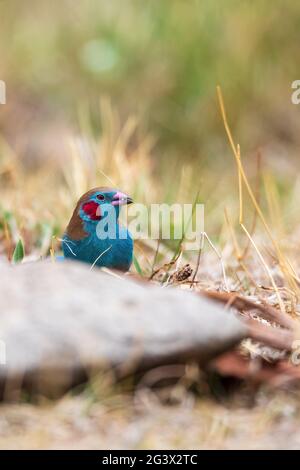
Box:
12;239;25;264
133;254;143;276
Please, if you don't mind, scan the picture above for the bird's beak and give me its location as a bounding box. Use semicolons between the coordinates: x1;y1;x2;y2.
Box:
112;192;133;206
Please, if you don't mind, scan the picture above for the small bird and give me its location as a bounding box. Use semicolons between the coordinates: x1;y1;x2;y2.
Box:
62;187;133;271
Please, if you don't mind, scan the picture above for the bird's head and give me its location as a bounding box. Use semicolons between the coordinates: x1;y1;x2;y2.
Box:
66;187;133;240
79;188;133;222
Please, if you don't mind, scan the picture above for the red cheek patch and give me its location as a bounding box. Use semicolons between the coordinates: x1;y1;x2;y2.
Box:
82;201;101;220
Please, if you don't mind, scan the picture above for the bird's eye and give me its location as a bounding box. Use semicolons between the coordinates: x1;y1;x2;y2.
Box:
97;194;105;201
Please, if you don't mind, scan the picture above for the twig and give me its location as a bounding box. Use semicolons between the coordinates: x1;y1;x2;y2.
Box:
190;232;205;287
224;208;258;288
90;245;112;270
203;232;229;292
242;150;261;259
201;290;296;330
149;250;182;281
245;319;294;351
240;223;285;313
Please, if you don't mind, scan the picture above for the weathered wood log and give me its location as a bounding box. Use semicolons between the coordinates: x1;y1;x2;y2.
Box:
0;260;246;398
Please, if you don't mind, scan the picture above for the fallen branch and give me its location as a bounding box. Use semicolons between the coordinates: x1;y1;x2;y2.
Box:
201;290;296;330
245;318;295;351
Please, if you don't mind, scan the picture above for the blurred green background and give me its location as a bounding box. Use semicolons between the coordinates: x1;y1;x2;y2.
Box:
1;0;300;169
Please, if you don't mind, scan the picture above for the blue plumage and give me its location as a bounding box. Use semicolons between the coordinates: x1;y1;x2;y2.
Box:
62;187;133;271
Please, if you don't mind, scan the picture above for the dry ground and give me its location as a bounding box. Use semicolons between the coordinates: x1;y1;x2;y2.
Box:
1;388;300;449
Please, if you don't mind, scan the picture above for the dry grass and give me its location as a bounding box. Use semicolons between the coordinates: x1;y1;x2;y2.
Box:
1;381;300;449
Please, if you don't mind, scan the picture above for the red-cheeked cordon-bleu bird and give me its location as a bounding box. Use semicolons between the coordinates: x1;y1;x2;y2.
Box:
62;187;133;271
